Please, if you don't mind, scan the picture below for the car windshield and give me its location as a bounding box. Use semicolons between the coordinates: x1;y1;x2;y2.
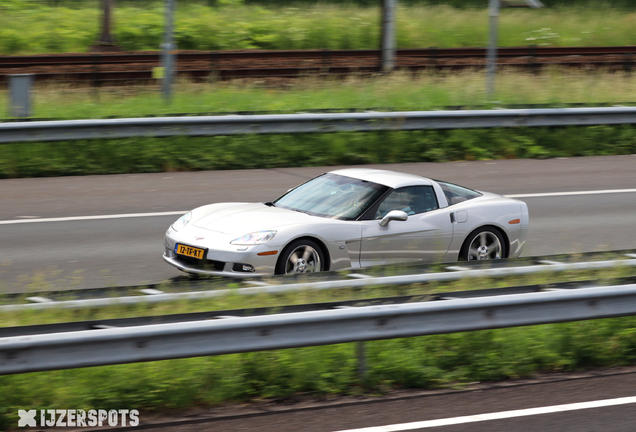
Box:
274;173;389;220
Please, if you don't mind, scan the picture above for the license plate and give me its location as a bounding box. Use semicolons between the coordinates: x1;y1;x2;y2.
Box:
174;243;206;260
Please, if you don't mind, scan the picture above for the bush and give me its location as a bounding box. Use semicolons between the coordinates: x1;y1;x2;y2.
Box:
4;3;636;54
2;125;636;178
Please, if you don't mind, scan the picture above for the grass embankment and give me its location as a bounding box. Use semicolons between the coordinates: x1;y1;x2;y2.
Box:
1;263;636;428
2;70;636;178
2;3;636;54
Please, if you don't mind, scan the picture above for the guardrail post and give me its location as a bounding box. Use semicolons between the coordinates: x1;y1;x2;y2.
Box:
357;341;367;378
527;44;538;74
209;51;219;82
623;53;632;74
428;46;438;73
9;74;33;118
91;54;102;101
322;49;332;76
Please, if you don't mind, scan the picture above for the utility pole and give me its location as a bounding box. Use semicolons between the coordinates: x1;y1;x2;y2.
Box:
485;0;499;99
381;0;397;73
485;0;543;99
91;0;119;52
99;0;115;44
162;0;176;102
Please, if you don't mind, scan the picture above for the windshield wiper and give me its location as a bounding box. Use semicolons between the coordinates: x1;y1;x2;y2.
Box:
273;204;311;215
264;202;276;207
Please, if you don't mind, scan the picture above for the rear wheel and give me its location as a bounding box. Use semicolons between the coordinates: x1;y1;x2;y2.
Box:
276;239;325;275
460;227;506;261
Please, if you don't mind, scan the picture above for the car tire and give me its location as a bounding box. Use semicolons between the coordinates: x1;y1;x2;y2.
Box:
276;239;325;275
460;226;506;261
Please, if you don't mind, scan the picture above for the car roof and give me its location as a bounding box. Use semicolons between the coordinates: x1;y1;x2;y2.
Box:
328;168;433;189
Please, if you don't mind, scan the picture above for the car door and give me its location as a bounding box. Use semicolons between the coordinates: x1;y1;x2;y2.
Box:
359;186;454;267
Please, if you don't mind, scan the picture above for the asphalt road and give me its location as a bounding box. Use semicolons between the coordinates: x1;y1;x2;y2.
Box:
121;369;636;432
1;155;636;293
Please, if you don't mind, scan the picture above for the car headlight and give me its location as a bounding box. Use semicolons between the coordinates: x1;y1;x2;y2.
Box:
230;230;277;245
171;212;192;232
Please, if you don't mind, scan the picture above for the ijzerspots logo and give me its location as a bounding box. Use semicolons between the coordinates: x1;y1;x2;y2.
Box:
18;409;139;428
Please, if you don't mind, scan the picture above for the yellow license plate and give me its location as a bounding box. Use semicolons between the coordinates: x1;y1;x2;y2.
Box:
174;243;206;260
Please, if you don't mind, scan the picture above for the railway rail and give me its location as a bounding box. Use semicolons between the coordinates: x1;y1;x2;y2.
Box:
1;46;636;85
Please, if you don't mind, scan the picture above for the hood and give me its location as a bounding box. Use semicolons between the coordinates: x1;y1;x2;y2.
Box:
191;202;313;235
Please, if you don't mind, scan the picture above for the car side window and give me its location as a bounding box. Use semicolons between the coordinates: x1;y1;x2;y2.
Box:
436;181;482;206
375;186;439;219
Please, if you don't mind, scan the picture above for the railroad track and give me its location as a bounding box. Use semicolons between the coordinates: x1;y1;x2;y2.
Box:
1;46;636;85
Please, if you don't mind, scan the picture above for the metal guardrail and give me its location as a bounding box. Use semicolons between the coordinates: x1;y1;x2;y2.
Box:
2;106;636;143
3;276;634;338
2;284;636;375
3;253;636;312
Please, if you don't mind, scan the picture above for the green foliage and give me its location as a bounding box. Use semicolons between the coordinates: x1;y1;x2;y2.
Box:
1;267;636;425
0;0;40;11
0;6;96;54
30;0;636;7
1;316;636;426
4;3;636;54
244;0;636;6
1;66;635;178
2;124;636;178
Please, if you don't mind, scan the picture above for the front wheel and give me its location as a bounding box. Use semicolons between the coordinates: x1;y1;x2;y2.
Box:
460;227;506;261
275;239;325;275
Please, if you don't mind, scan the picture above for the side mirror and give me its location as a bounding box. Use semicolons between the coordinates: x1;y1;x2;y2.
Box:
379;210;408;227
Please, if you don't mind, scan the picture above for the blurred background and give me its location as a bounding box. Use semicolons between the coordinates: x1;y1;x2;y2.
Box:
2;0;636;113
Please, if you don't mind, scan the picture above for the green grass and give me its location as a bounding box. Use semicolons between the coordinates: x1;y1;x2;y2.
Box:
3;125;636;178
3;3;636;54
2;70;636;178
4;69;636;120
1;263;636;428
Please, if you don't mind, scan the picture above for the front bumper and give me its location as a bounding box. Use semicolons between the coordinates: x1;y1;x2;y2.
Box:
162;253;273;278
163;228;279;278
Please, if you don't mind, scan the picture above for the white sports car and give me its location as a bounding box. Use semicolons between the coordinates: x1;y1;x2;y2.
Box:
163;168;529;277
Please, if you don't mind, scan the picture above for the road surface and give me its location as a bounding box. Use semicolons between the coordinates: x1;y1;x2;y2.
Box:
1;155;636;293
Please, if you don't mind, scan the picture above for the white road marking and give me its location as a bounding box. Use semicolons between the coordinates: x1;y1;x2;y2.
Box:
1;187;636;225
26;296;54;303
332;396;636;432
505;188;636;198
347;273;373;279
0;211;187;225
445;266;471;271
140;288;164;295
538;260;563;265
